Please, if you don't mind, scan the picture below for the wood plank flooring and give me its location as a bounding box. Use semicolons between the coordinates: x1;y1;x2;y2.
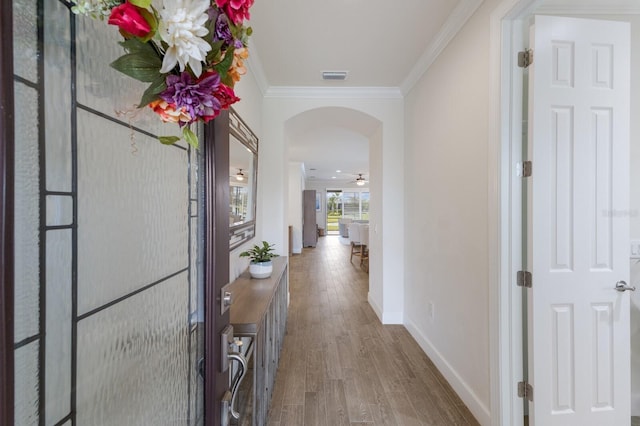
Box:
267;236;480;426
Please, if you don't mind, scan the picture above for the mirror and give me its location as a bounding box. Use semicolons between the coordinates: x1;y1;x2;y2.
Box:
229;108;258;250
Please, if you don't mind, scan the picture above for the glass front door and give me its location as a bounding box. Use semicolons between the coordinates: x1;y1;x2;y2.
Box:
12;1;204;424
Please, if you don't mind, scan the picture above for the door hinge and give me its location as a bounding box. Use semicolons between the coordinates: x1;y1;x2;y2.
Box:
518;49;534;68
517;270;532;288
518;381;534;401
522;161;532;177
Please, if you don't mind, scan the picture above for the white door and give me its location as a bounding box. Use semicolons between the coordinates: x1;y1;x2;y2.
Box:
528;15;631;426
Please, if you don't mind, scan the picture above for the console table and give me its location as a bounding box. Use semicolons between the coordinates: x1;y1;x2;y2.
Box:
227;256;288;426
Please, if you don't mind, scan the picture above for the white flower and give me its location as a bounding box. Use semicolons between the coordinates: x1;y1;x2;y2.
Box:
158;0;212;77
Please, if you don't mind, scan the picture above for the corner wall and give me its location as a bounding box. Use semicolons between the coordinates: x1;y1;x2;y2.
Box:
403;0;501;424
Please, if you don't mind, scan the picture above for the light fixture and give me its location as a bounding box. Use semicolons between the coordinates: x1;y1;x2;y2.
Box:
356;174;366;186
236;169;245;181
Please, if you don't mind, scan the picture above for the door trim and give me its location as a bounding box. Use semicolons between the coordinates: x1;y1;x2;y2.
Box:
0;0;15;423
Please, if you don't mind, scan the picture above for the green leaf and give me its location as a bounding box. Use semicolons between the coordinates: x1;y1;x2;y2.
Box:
214;46;235;77
137;75;166;108
129;0;152;8
158;136;181;145
118;37;155;55
220;73;234;88
183;127;199;149
110;52;162;82
206;40;225;64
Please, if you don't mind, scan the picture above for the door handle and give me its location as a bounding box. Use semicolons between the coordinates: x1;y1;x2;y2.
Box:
228;351;248;421
615;280;636;292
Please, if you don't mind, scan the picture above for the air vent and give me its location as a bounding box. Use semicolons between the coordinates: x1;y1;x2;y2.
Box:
322;71;348;81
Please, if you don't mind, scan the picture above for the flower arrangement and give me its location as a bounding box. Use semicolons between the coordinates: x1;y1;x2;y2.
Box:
71;0;254;148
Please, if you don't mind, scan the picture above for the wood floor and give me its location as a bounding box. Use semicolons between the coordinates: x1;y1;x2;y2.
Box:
266;236;480;426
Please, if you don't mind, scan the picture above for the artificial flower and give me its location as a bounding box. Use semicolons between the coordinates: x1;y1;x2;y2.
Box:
158;0;212;77
213;11;234;45
215;0;254;24
72;0;254;143
160;71;222;126
108;2;152;38
228;47;248;83
148;100;193;124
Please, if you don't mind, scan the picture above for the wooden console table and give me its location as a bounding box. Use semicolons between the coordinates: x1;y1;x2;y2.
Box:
227;256;288;426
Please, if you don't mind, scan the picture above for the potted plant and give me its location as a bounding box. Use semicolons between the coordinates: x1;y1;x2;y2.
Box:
240;241;279;279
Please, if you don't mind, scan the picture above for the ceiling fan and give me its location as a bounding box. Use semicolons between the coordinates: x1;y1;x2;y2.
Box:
232;168;245;181
352;173;367;186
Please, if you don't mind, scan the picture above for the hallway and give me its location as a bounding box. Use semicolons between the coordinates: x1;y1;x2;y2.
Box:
266;236;480;425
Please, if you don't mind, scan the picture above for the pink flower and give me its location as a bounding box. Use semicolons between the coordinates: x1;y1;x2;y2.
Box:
108;1;151;38
215;84;240;111
215;0;254;24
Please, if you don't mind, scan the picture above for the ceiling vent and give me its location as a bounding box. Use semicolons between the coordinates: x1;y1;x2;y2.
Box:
322;71;348;81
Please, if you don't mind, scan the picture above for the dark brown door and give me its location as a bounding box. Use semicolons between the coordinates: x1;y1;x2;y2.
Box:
205;111;231;426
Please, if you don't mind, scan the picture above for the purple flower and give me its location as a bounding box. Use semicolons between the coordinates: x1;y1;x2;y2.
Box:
160;71;222;126
213;12;234;45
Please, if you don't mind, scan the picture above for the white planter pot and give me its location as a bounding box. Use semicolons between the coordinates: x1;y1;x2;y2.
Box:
249;261;273;279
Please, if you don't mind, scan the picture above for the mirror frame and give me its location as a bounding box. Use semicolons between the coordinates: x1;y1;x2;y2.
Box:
229;107;258;250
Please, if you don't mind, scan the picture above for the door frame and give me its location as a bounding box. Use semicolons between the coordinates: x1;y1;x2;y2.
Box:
490;1;640;425
0;0;15;423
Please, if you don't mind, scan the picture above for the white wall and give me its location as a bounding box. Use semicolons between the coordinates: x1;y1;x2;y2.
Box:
287;162;305;254
258;96;404;323
403;0;500;424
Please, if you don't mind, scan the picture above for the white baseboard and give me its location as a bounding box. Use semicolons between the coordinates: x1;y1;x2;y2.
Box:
632;393;640;416
404;317;492;426
368;293;383;322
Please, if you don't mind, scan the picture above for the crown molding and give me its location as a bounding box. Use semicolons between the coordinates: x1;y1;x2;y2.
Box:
535;4;640;14
263;86;403;99
400;0;484;96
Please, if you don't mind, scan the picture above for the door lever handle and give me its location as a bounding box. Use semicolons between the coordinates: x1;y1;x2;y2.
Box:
228;351;248;421
615;280;636;292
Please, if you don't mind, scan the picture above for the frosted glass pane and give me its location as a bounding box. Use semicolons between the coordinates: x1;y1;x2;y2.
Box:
46;195;73;227
44;0;72;192
14;82;40;342
77;109;189;315
76;273;190;425
15;341;39;426
13;0;38;82
45;230;72;424
75;14;181;139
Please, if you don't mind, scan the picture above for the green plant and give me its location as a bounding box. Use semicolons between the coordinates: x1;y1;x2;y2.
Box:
239;241;279;263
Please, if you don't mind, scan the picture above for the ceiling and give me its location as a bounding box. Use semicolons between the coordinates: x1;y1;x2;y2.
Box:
246;0;473;184
245;0;639;184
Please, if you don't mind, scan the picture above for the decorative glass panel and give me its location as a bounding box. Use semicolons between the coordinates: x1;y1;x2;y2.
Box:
76;273;190;425
44;0;72;192
45;230;72;425
75;14;181;139
13;0;38;82
14;342;39;426
13;81;40;343
76;110;189;315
